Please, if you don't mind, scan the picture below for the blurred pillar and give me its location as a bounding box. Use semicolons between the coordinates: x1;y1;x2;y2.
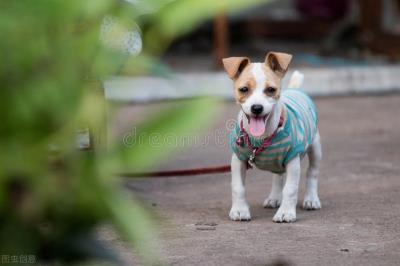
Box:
359;0;382;43
359;0;400;59
214;13;229;69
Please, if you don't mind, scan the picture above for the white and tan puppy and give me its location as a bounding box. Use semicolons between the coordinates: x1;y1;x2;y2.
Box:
223;52;322;223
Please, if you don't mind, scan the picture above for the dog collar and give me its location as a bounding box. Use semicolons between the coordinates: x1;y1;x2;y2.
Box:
237;115;284;168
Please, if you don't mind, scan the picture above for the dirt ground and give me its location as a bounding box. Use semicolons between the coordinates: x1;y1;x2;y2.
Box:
111;94;400;266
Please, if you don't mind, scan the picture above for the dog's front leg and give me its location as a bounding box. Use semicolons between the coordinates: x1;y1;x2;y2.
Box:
273;155;301;223
229;154;251;221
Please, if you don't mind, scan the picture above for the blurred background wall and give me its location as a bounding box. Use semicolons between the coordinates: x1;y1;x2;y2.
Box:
105;0;400;102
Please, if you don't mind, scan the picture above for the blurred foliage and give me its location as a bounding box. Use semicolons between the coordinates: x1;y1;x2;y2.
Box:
0;0;266;265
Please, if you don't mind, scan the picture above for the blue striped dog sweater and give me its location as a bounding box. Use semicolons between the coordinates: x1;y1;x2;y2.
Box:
230;89;319;174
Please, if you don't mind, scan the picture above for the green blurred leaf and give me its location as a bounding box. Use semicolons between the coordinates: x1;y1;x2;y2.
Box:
106;190;161;266
0;0;268;264
106;97;219;173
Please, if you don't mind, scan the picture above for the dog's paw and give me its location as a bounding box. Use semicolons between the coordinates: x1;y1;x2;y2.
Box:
273;207;296;223
303;195;321;210
229;202;251;221
263;197;281;209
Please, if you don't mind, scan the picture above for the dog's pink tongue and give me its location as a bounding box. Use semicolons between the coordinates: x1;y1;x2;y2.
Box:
249;117;266;137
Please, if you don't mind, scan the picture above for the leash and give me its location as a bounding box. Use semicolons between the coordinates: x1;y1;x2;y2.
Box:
119;115;284;178
119;165;232;177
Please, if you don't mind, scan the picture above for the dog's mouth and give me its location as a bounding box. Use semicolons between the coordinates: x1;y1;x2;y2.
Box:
245;114;268;137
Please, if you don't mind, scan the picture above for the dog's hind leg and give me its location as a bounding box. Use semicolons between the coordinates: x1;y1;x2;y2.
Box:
263;174;284;208
303;130;322;210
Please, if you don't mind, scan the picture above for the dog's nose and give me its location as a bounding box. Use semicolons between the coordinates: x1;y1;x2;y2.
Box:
251;104;264;115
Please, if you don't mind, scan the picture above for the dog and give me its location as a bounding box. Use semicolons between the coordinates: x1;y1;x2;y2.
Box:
222;52;322;223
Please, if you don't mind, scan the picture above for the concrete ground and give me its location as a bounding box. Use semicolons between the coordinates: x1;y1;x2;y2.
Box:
111;94;400;266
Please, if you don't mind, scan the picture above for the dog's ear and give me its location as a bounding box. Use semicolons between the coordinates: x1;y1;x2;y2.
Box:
222;57;250;79
265;52;292;77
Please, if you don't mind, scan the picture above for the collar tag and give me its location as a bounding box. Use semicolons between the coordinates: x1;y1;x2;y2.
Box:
248;148;257;168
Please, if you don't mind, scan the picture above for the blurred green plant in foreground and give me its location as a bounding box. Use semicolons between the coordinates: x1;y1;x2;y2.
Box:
0;0;265;265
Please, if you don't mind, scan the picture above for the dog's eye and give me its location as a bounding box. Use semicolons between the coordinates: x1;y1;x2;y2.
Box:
265;87;277;95
239;87;249;93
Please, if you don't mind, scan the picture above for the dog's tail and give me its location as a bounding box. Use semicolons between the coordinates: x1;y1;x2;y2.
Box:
288;70;304;89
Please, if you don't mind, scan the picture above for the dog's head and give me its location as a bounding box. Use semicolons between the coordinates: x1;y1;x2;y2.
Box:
222;52;292;137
